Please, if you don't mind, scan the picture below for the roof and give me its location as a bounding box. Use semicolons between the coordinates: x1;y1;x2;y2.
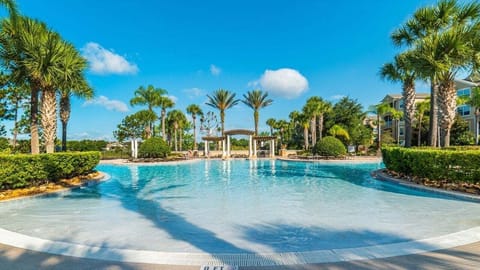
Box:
201;136;225;141
455;79;478;90
224;129;255;135
381;93;429;102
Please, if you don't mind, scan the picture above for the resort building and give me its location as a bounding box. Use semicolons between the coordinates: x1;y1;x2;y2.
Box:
380;78;479;145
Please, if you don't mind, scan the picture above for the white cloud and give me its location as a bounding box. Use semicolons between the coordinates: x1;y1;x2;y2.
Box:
82;42;138;75
254;68;309;99
83;96;129;112
183;87;205;99
330;94;346;100
168;95;178;103
210;64;221;76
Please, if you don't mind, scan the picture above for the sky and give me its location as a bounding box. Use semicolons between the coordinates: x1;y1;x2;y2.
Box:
4;0;450;140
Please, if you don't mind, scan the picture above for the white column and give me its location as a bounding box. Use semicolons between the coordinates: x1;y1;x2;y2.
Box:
204;140;208;158
227;135;231;158
222;139;226;158
271;139;275;158
253;138;257;158
248;135;252;158
134;139;138;159
130;138;135;158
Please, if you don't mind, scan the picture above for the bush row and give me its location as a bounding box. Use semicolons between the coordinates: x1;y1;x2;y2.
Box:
382;147;480;183
0;152;101;190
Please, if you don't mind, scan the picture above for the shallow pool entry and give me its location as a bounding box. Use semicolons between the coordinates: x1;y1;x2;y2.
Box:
0;159;479;259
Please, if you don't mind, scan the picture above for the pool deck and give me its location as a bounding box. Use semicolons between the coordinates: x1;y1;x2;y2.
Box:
0;242;479;269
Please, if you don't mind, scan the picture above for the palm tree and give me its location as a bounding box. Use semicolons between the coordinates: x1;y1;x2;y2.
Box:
186;104;203;150
266;118;276;136
0;17;47;154
297;113;310;150
415;99;430;146
304;96;332;143
157;96;175;140
0;0;18;23
130;85;166;138
369;102;401;150
328;124;350;142
242;90;273;135
134;110;158;139
167;109;187;151
380;53;416;147
392;0;480;147
206;89;239;135
58;41;93;151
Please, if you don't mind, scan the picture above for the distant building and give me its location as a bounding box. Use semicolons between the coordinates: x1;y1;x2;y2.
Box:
379;78;479;145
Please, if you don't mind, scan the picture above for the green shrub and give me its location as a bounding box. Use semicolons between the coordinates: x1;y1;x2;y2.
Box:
138;137;170;158
0;152;100;190
382;147;480;183
312;136;346;157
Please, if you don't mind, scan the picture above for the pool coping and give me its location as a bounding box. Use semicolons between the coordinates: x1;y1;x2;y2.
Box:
0;226;480;266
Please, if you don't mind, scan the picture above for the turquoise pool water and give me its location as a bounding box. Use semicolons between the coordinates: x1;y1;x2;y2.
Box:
1;159;480;254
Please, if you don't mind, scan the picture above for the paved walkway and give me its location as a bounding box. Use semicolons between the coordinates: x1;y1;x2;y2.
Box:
0;242;479;270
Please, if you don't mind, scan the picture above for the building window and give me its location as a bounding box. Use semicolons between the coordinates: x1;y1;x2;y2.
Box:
457;105;471;116
384;115;392;128
457;88;471;97
399;127;404;136
399;99;404;109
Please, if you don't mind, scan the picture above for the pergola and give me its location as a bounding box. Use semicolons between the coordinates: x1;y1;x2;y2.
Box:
203;129;277;159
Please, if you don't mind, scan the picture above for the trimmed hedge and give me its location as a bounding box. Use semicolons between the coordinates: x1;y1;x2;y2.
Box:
382;147;480;183
0;151;100;190
138;137;170;158
312;136;346;157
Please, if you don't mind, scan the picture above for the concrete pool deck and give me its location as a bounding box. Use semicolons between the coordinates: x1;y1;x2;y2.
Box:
1;242;479;269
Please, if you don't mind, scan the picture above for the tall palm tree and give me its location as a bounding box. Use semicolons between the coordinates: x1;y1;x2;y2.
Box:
242;90;273;135
392;0;480;147
415;99;430;146
266;118;276;136
134;110;158;139
57;41;93;151
0;17;46;154
130;85;166;138
297;113;310;150
167;109;187;151
0;0;18;24
380;53;416;147
304;96;332;143
186;104;203;150
157;96;175;140
206;89;239;135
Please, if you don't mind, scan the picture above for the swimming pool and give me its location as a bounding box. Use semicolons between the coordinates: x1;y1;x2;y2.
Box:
1;159;480;265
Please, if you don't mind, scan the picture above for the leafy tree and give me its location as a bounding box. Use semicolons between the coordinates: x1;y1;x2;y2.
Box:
415;99;430;146
242;90;273;135
206;89;239;135
328;124;350;145
186;104;203;150
303;96;331;144
113;111;153;143
465;87;480;144
451;115;475;145
166;109;187;151
266;118;277;136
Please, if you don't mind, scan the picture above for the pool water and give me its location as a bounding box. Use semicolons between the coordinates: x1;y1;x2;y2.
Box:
1;159;480;254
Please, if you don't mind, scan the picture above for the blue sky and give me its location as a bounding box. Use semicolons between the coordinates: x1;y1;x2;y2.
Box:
8;0;445;140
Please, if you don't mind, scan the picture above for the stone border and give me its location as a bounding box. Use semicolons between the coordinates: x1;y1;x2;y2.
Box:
277;157;382;164
373;169;480;203
99;159;202;166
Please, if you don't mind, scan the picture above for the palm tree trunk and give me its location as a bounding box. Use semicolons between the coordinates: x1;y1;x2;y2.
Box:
417;115;423;146
303;126;309;150
438;79;456;147
161;109;166;140
377;114;381;150
12;97;18;150
41;89;57;153
428;81;439;147
318;114;323;141
476;111;479;145
30;85;40;154
310;117;316;147
254;110;259;135
179;129;183;151
270;126;273;136
220;110;225;135
174;125;178;151
192;115;197;150
60;94;70;151
403;81;415;147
